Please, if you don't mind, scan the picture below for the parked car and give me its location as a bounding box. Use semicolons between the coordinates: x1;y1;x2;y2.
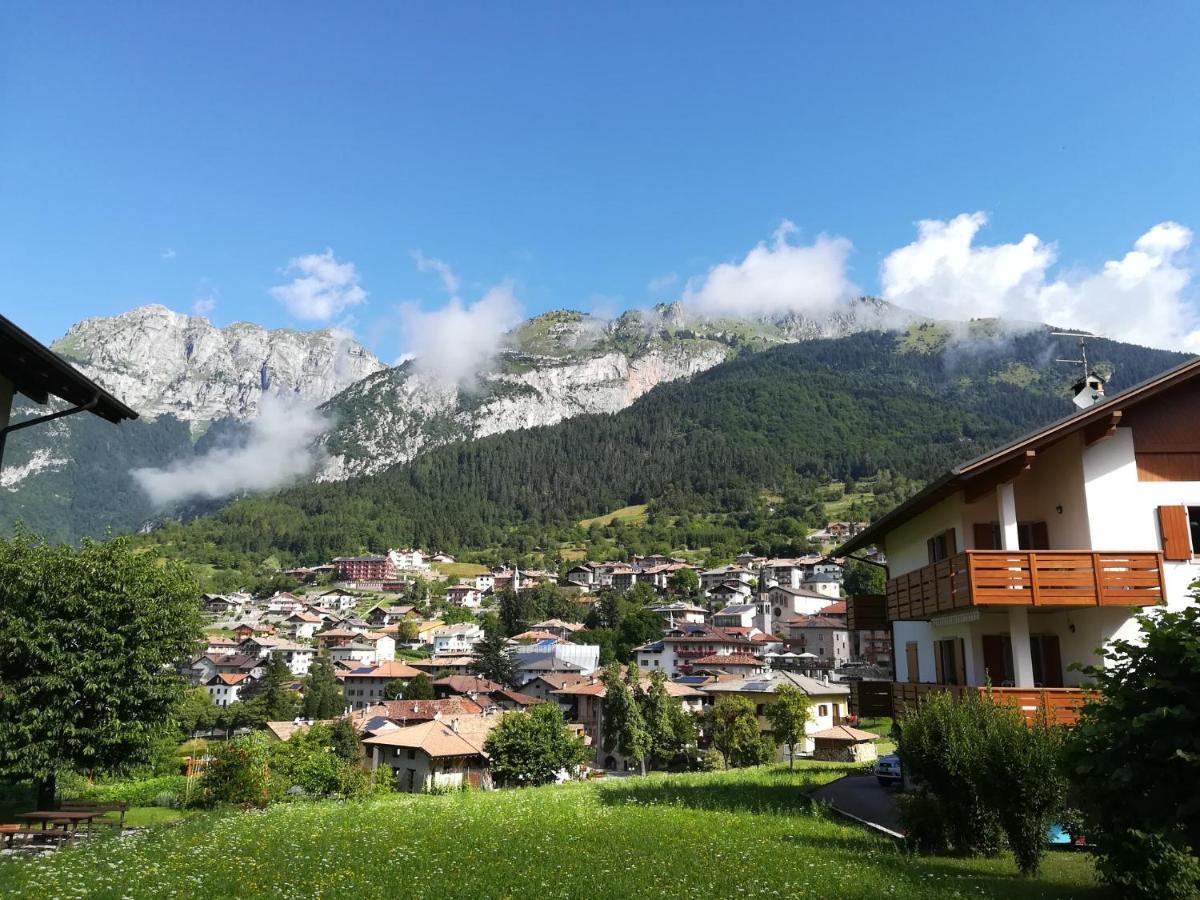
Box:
874;753;901;786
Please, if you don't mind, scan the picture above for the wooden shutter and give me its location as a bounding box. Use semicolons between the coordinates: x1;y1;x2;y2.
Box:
933;641;945;683
1039;635;1064;688
974;522;998;550
905;642;920;683
1158;505;1192;560
953;639;966;686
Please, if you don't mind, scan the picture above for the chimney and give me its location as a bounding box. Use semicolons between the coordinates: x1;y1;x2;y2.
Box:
451;718;460;733
1072;372;1106;409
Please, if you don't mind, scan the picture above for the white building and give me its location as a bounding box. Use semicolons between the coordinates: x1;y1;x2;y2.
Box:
840;359;1200;724
389;548;430;572
205;672;250;707
701;670;852;757
431;623;485;655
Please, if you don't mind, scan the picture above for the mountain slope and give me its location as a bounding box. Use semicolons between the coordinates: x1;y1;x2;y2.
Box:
146;327;1190;568
315;300;900;479
1;305;384;542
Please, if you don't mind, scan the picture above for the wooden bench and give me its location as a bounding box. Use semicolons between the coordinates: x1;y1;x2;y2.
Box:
1;825;74;848
58;801;129;830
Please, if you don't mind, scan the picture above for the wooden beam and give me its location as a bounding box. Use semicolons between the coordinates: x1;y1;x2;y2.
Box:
962;450;1036;503
1084;410;1122;445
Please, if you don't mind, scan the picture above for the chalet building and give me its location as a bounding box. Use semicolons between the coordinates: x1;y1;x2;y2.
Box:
645;601;708;627
767;585;837;619
841;357;1200;725
342;660;425;709
332;554;396;582
633;627;759;676
205;672;250;707
701;671;851;759
363;717;495;792
780;614;852;667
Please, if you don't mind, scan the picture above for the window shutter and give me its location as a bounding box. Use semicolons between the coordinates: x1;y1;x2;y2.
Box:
905;642;920;683
1158;505;1191;560
974;522;997;550
953;639;966;686
934;641;945;684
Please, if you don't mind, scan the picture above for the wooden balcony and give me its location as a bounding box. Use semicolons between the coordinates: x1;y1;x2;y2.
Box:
886;550;1165;622
892;682;1096;727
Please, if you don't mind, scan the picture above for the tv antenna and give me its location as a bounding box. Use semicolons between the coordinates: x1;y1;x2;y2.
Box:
1051;331;1105;409
1050;331;1091;381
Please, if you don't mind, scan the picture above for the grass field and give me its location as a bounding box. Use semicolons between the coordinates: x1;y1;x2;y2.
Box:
579;503;649;528
432;561;488;578
0;766;1098;899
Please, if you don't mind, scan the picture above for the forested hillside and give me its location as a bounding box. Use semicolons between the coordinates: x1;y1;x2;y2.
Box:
143;327;1188;576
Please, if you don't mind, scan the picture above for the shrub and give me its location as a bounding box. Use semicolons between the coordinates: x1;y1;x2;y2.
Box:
701;749;725;771
896;792;950;854
71;775;188;808
1064;601;1200;898
192;734;271;808
898;691;1004;857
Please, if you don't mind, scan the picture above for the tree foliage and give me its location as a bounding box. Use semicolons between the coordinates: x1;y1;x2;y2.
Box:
706;697;762;769
301;654;344;719
483;703;588;787
765;685;812;768
470;633;519;688
0;533;202;807
1064;602;1200;898
601;665;650;774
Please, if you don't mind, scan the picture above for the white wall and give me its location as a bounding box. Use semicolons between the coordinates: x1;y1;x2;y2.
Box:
1083;427;1200;613
884;495;966;578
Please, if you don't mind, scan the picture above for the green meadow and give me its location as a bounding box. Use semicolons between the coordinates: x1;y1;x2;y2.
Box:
0;766;1099;899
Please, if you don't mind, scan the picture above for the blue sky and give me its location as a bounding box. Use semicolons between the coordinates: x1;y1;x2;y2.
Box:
4;4;1200;358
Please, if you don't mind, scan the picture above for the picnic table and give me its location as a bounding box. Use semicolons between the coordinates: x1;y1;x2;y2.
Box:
9;810;100;846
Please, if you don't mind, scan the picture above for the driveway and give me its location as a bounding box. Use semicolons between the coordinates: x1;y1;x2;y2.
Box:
812;775;903;836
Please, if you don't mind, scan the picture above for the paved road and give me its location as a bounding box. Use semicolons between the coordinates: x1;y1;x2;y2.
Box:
812;775;903;834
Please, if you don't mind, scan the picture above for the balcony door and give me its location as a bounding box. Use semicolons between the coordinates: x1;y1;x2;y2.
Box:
981;634;1015;686
973;521;1050;550
1030;635;1064;688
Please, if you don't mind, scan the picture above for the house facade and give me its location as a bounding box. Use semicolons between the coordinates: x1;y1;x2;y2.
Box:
841;359;1200;724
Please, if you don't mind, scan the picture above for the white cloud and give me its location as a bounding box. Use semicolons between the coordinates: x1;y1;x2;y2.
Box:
681;221;855;319
413;251;461;295
131;396;327;506
161;248;176;260
882;213;1200;351
647;272;678;293
400;282;523;385
192;295;217;316
270;249;367;321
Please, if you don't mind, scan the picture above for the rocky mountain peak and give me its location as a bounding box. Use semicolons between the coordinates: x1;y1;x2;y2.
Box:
51;304;385;427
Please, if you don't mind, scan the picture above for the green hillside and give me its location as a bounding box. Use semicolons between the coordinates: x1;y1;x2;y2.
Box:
141;328;1188;574
0;767;1099;898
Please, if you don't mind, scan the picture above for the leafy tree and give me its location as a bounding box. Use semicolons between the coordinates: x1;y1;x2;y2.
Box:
638;669;679;767
497;588;537;636
241;655;300;723
843;559;886;596
479;610;503;639
382;679;408;701
470;632;519;688
669;567;700;597
329;718;363;764
405;673;435;700
439;606;476;626
707;696;762;769
177;686;218;738
192;732;273;808
483;703;588;786
1065;602;1200;897
617;607;666;661
301;654;344;719
601;665;650;775
765;684;812;769
668;701;699;768
0;533;202;808
394;618;420;643
627;582;657;606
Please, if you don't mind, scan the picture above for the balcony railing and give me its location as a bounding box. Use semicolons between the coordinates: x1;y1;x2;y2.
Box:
886;550;1165;622
892;682;1096;727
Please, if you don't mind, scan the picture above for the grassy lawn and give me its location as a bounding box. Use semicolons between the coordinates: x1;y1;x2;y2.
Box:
579;503;649;528
432;561;488;578
0;765;1099;899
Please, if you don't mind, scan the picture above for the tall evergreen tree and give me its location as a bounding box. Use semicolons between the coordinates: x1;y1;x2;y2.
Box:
470;632;519;688
301;654;343;719
638;668;678;768
242;655;300;723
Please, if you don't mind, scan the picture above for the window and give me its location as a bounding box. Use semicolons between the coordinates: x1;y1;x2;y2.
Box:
1190;507;1200;555
818;704;828;717
934;638;966;685
926;529;956;563
407;749;416;760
